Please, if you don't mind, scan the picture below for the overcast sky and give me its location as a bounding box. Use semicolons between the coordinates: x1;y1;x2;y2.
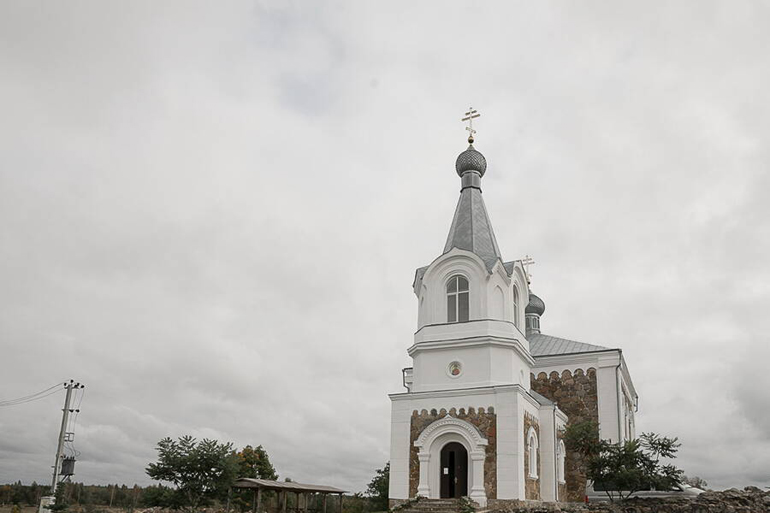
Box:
1;0;769;494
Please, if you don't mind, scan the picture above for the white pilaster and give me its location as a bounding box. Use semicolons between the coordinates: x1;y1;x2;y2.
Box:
469;450;487;505
417;452;430;497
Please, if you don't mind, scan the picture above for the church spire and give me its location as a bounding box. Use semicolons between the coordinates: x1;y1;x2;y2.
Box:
443;109;503;271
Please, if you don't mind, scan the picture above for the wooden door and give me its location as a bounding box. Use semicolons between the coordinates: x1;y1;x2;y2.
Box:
439;442;468;498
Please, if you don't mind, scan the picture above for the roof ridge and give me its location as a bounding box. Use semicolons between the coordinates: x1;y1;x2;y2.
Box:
529;332;613;357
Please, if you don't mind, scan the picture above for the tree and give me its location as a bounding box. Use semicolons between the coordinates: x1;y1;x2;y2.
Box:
682;475;708;490
235;445;278;480
146;436;238;513
46;483;69;513
232;445;278;512
564;421;684;502
365;463;389;512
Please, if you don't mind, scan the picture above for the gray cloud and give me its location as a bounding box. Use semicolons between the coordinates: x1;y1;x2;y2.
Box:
1;0;769;493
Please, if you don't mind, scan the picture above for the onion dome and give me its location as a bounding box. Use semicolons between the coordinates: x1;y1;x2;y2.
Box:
526;292;546;316
455;144;487;177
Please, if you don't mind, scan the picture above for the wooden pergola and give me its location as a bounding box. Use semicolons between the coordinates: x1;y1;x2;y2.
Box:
230;478;347;513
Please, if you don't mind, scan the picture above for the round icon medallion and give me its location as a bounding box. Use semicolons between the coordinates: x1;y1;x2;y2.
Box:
447;361;462;377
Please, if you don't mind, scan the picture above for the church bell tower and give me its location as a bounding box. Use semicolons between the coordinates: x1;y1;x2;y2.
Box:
388;110;567;507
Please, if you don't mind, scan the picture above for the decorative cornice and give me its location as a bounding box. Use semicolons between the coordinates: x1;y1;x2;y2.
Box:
408;335;536;366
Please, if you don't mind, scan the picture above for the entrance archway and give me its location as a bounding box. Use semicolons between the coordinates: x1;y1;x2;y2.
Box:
440;442;468;498
414;415;488;505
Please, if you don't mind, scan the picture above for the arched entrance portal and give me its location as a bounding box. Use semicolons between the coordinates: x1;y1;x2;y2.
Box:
440;442;468;498
414;416;488;505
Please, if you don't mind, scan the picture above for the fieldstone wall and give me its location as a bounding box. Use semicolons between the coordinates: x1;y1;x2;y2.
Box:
523;413;541;500
488;487;770;512
409;407;497;499
531;368;598;502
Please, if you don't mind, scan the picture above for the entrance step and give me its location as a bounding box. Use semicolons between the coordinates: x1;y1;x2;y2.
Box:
396;498;475;513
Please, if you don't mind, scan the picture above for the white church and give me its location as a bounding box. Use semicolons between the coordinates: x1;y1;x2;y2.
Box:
388;121;639;505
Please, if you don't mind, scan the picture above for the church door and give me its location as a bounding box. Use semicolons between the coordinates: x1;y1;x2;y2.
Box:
439;442;468;498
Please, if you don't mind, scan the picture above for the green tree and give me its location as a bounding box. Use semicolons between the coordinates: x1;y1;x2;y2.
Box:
46;484;69;513
235;445;278;480
232;445;278;512
564;421;684;502
364;463;389;512
146;436;238;513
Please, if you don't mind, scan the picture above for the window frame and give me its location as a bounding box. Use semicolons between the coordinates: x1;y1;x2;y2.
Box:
527;428;539;479
513;284;520;327
446;274;470;323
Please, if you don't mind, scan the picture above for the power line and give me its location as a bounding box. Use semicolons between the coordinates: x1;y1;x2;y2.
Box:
0;383;65;407
66;387;85;457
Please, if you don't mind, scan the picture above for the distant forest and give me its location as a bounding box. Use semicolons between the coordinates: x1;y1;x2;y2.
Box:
0;482;168;510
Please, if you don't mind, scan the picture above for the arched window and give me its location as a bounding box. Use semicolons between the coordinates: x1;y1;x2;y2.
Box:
513;285;520;327
447;275;469;323
527;428;539;478
557;440;566;484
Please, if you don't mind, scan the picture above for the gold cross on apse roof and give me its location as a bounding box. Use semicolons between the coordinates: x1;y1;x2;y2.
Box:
462;107;480;143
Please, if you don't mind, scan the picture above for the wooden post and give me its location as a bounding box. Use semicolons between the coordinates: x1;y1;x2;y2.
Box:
323;494;327;513
225;488;232;513
252;489;258;513
303;493;308;513
338;494;342;513
282;491;287;513
257;488;263;513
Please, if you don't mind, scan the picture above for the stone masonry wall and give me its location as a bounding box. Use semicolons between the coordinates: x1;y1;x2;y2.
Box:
523;412;541;501
409;407;497;499
488;487;770;513
531;368;599;503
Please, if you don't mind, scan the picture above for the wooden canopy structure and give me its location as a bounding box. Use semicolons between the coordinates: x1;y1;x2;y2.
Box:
230;478;347;513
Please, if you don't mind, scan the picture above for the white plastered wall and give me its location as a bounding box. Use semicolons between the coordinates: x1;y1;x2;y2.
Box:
415;249;529;335
516;395;542;499
536;404;567;502
389;386;538;503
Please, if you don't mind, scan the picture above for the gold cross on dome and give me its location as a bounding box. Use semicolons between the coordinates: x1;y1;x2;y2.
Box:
521;254;536;283
461;107;480;142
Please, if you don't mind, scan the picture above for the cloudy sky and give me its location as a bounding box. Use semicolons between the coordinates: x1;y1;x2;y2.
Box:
1;0;769;493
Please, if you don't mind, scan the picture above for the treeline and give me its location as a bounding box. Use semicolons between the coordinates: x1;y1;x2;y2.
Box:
0;482;173;510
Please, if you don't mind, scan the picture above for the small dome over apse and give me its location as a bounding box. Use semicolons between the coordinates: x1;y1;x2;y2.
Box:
526;292;546;316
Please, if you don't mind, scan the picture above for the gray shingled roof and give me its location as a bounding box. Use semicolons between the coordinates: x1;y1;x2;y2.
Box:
443;187;502;272
528;333;610;357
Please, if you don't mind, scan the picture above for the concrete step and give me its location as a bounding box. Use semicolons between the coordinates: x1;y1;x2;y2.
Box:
396;498;471;513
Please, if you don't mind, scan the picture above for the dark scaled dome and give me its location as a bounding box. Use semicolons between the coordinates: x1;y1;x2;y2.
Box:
526;292;545;316
455;144;487;177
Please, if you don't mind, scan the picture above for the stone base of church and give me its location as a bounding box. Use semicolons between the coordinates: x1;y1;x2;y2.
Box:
487;499;581;511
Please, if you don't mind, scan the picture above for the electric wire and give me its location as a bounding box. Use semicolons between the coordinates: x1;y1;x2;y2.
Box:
66;387;85;458
0;383;65;407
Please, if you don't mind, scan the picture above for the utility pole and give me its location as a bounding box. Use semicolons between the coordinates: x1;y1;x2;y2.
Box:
50;380;81;496
39;380;83;513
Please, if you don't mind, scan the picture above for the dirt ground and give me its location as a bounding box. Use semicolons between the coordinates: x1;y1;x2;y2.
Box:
0;507;38;513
